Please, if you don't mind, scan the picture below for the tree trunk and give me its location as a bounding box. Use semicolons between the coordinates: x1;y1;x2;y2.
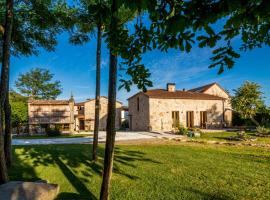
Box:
0;111;8;184
4;96;12;168
99;50;117;200
0;0;13;184
99;1;118;197
92;23;102;161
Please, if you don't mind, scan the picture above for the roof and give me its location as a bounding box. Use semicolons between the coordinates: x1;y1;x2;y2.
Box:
28;100;70;105
74;102;84;106
76;96;123;105
129;89;225;100
188;82;216;93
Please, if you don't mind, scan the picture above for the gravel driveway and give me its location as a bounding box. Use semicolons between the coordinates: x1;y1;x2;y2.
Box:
12;131;177;145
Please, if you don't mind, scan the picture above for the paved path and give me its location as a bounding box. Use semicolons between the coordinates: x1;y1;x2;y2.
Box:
12;131;183;145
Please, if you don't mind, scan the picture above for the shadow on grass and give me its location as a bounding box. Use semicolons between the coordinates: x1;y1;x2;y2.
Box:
10;144;161;199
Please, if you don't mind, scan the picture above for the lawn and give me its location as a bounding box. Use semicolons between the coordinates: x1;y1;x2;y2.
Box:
13;133;93;139
195;131;270;144
9;143;270;200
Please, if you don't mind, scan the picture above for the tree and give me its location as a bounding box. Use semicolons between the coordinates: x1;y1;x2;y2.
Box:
15;68;62;100
231;81;264;126
0;0;76;183
99;1;118;199
70;0;110;161
0;0;13;183
70;0;134;161
9;91;28;133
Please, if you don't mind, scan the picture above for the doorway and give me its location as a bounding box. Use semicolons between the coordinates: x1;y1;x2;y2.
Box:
186;111;194;128
172;111;180;128
79;120;85;130
200;111;207;129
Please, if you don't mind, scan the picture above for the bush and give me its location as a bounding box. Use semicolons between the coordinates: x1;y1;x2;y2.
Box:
177;125;188;135
120;119;129;130
45;125;61;137
236;131;246;140
256;126;270;135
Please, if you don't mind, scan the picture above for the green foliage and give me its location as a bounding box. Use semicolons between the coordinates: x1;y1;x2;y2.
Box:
177;125;188;135
15;68;62;100
9;90;28;128
120;119;129;130
232;112;253;126
256;126;270;135
231;81;264;120
0;0;77;59
45;125;61;137
236;131;247;140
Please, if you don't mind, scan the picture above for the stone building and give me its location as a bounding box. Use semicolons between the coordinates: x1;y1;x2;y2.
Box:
28;97;75;133
28;96;123;133
74;96;122;131
128;83;232;132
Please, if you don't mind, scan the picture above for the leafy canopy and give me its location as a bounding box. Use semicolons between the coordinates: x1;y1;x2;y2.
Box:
15;68;62;100
9;90;28;127
231;81;264;120
114;0;270;91
0;0;76;59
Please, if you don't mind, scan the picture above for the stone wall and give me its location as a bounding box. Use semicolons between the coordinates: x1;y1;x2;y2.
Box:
128;93;150;131
202;84;232;126
84;97;122;131
149;98;225;131
28;100;75;133
28;104;72;125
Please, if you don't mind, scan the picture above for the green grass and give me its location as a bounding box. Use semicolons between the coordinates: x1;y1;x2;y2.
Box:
13;133;93;139
9;143;270;199
195;131;270;144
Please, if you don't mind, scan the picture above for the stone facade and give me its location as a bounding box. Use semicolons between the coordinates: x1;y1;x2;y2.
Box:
28;98;75;133
128;83;232;132
28;96;122;133
74;96;122;131
200;84;232;126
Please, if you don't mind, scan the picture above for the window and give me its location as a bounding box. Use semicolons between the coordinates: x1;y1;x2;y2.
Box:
63;124;70;131
137;97;140;111
172;111;180;128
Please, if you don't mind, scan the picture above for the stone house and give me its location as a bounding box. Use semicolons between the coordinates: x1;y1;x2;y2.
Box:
28;96;123;133
74;96;122;131
28;98;75;133
128;83;232;132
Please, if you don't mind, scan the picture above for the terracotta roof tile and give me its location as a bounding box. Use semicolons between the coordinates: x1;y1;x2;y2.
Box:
28;100;70;105
188;82;216;93
144;89;225;100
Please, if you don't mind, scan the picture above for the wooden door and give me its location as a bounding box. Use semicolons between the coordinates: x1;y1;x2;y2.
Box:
79;120;85;130
172;111;180;128
200;111;207;128
186;111;194;128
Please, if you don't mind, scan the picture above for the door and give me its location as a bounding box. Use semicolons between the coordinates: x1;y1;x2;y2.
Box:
172;111;180;128
200;111;207;128
186;111;194;128
79;120;85;130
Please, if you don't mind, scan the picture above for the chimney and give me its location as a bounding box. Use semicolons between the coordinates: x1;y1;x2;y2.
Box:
167;83;176;92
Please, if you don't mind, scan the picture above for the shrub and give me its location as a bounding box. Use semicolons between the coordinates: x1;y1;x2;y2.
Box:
45;125;61;137
120;119;129;130
256;126;270;135
177;125;188;135
236;131;246;140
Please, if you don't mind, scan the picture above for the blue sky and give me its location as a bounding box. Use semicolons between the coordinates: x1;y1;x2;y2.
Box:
10;32;270;106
